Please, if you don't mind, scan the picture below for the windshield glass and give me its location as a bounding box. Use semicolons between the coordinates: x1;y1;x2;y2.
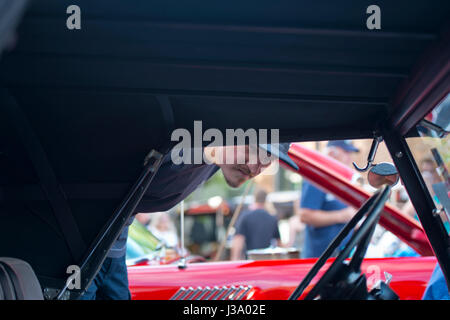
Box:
406;94;450;233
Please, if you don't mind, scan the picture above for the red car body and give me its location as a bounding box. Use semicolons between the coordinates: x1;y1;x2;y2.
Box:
127;143;436;300
129;257;437;300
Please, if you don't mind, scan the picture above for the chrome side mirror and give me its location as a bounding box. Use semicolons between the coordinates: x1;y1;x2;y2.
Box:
368;162;399;188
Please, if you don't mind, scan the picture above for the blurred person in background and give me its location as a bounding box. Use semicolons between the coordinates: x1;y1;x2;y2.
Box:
287;199;305;250
135;212;151;226
148;211;179;248
299;140;358;258
395;157;448;257
419;157;450;300
423;263;450;300
230;189;281;260
403;157;443;218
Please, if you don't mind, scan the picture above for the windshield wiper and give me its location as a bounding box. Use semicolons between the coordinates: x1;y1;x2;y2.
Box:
419;119;449;138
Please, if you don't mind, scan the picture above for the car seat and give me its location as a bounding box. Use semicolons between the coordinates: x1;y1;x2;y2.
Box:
0;257;43;300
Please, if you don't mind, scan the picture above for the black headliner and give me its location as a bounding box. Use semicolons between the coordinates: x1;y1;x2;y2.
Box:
2;0;449;141
0;0;449;294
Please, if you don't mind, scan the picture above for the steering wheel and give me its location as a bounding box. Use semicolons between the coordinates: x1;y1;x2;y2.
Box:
289;185;391;300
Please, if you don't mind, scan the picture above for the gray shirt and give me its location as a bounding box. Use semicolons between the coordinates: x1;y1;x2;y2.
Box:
108;153;219;258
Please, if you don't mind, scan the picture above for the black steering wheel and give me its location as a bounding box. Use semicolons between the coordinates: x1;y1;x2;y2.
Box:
289;185;391;300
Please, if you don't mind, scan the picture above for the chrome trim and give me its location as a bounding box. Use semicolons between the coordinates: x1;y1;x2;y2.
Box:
236;285;253;300
204;286;220;300
169;287;186;300
178;286;194;300
211;286;228;300
195;286;212;300
230;286;245;300
188;287;203;300
170;285;253;300
220;286;236;300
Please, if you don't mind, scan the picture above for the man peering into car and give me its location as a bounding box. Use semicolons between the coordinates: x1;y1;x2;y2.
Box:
79;143;295;300
298;140;359;258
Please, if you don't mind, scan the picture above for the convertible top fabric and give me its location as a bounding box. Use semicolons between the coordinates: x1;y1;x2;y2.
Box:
2;1;449;141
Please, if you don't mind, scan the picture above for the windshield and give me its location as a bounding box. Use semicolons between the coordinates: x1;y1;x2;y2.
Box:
406;94;450;233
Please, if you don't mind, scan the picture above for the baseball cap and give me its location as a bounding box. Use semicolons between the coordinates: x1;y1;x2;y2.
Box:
258;143;299;171
327;140;359;153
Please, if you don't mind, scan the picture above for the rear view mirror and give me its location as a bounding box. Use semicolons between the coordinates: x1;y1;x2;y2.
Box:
368;163;399;188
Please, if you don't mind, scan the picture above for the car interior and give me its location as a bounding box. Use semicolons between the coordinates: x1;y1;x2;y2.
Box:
0;0;449;299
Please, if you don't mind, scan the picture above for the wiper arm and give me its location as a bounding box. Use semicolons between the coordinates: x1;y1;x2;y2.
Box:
419;119;449;138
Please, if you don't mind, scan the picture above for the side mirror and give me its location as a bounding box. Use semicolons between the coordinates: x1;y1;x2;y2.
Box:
368;162;399;189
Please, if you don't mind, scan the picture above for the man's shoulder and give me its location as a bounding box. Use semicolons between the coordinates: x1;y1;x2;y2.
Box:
247;208;275;220
157;157;219;187
162;154;218;172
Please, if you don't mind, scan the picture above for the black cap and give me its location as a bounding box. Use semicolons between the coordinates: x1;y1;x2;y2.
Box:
258;143;299;171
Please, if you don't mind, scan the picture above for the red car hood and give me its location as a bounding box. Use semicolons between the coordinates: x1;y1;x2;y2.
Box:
128;256;437;300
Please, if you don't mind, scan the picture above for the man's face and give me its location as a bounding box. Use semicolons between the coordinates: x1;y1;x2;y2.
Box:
213;145;273;187
326;146;352;166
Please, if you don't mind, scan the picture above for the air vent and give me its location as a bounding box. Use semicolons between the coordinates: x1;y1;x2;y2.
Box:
170;285;252;300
